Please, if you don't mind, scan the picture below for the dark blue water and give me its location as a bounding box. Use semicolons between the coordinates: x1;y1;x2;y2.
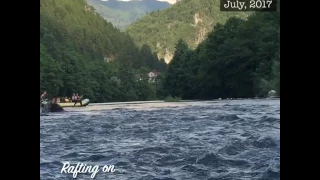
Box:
40;100;280;180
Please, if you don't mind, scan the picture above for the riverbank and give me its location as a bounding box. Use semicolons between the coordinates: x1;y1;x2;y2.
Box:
89;97;280;106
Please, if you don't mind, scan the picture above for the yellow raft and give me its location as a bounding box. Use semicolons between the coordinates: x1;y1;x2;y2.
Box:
58;99;90;107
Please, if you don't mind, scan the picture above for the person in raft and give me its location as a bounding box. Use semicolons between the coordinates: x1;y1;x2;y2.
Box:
40;91;47;101
71;93;76;102
40;91;47;107
73;93;83;106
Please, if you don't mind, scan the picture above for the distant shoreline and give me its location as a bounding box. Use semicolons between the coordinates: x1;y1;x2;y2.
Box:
89;98;280;106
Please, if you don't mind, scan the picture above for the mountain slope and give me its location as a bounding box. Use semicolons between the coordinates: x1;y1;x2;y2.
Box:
86;0;172;29
163;11;280;99
40;0;166;102
126;0;250;63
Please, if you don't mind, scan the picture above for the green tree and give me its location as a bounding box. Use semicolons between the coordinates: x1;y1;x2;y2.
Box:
40;0;166;102
162;11;280;100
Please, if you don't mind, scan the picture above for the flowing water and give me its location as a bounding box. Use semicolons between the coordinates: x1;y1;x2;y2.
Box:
40;99;280;180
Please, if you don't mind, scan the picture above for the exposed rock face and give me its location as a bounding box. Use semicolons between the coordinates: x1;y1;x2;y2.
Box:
125;0;249;64
194;12;203;26
163;48;174;64
195;28;207;45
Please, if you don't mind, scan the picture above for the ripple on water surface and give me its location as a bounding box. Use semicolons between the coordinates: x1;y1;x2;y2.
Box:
40;100;280;180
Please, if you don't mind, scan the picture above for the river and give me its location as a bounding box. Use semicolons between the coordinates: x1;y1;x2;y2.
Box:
40;99;280;180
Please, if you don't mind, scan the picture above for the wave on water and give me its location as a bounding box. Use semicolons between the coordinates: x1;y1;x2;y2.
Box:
40;99;280;180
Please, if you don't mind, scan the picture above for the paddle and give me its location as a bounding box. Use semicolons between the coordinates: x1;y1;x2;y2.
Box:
40;99;48;105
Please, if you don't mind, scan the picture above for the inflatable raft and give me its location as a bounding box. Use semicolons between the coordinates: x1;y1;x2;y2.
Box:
58;99;90;107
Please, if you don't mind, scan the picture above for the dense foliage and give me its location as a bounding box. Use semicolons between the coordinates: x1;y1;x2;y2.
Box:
126;0;249;62
162;11;280;99
40;0;166;103
86;0;171;30
41;0;280;103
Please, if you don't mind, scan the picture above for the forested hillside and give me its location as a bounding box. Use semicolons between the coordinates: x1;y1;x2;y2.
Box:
40;0;166;103
86;0;172;29
162;11;280;99
126;0;249;63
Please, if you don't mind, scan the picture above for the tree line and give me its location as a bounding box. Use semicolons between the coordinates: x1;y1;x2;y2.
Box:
162;11;280;99
40;0;166;103
40;0;280;103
